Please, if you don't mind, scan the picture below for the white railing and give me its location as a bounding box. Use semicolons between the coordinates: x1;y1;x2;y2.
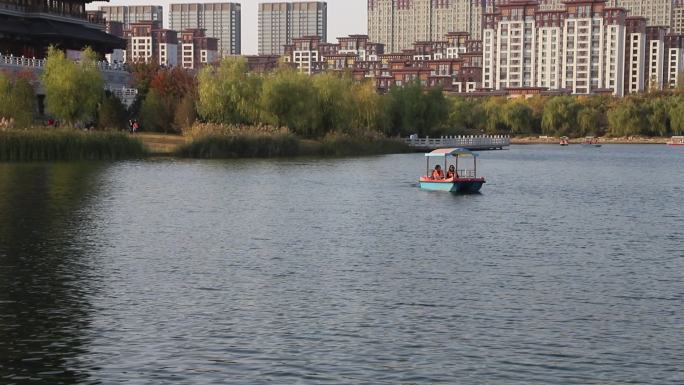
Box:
405;135;510;149
0;53;128;72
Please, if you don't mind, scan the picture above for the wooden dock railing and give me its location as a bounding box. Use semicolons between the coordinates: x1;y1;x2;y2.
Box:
405;135;510;151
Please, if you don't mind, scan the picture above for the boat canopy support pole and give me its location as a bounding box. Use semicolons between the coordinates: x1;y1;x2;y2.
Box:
426;157;429;177
455;155;458;176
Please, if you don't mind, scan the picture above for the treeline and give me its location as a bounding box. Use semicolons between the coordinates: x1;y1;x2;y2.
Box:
183;57;684;138
458;94;684;137
4;50;684;138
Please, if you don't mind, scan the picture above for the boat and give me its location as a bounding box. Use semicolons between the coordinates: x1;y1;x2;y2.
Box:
581;136;602;147
667;136;684;146
560;136;569;146
419;148;485;193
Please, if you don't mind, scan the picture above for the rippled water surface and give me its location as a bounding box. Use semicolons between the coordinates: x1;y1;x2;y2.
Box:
1;145;683;384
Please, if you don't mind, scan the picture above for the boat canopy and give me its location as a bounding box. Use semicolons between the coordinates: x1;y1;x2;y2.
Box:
424;148;479;158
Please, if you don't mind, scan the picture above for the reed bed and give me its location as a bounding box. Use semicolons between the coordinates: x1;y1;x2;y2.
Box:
176;132;301;158
314;133;411;157
0;130;147;161
177;130;410;159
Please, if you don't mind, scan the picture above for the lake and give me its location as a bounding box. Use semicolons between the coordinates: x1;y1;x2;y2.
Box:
1;145;683;384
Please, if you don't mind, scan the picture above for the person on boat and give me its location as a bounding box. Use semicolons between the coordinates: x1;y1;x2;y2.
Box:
446;165;458;179
431;165;445;180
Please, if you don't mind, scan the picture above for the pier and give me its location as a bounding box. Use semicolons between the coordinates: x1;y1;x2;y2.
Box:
405;135;510;151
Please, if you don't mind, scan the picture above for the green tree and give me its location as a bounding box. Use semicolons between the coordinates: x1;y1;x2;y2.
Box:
312;72;354;133
351;80;388;133
502;100;534;135
386;82;448;136
139;89;173;132
668;97;684;135
174;94;197;132
197;57;261;125
607;97;649;136
646;98;670;137
482;97;508;134
542;96;581;136
98;92;127;130
261;69;320;137
41;46;104;126
0;73;36;128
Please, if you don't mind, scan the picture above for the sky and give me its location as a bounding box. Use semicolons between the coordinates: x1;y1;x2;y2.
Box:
88;0;368;55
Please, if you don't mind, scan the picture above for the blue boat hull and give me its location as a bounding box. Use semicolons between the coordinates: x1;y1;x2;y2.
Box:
419;180;484;193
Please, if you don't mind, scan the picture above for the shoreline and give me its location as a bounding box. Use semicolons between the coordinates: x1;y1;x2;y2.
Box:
511;136;670;145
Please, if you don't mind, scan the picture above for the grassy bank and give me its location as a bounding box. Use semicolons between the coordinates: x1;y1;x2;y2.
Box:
0;130;147;161
176;131;410;159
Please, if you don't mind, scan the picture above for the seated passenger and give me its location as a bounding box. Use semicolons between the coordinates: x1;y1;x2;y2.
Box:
446;165;458;179
431;165;445;180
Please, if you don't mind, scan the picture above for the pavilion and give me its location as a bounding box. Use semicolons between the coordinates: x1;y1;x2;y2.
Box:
0;0;125;58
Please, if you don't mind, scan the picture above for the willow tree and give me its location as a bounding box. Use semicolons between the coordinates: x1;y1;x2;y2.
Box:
0;72;37;128
197;56;261;125
41;46;104;126
541;96;581;136
260;69;320;137
668;97;684;135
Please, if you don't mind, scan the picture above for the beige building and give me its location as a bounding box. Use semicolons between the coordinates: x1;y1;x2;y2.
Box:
169;3;241;56
607;0;672;27
125;21;178;67
483;0;628;96
368;0;485;53
672;0;684;33
258;2;327;55
99;5;164;30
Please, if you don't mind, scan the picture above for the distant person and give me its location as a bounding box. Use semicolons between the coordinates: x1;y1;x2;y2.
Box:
431;165;444;180
446;165;457;179
132;120;139;133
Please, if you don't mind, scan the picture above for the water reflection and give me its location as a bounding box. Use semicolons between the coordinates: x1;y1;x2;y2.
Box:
0;163;105;385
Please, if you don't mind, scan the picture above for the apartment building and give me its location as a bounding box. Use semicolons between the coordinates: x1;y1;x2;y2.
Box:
284;36;323;74
179;29;219;69
169;3;241;56
368;0;486;53
643;26;684;89
99;5;163;30
664;33;684;88
123;21;218;69
673;0;684;33
624;16;647;93
282;33;483;93
483;0;629;96
125;21;179;67
258;2;327;55
606;0;672;28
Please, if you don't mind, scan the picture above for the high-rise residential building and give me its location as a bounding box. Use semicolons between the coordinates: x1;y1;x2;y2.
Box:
674;0;684;33
367;0;486;53
169;3;241;56
258;2;327;55
99;5;164;30
606;0;673;27
481;0;684;96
